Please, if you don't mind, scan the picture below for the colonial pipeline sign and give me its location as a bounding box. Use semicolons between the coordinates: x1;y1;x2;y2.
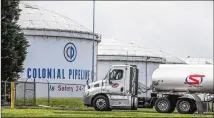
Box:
19;34;97;98
22;38;93;85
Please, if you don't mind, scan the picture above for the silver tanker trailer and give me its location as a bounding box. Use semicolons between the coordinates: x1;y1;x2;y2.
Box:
83;64;213;114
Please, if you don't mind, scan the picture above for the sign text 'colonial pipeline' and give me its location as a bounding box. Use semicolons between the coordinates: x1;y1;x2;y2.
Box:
26;68;90;80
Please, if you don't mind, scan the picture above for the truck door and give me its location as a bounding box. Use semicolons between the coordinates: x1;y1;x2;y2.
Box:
108;68;125;95
105;66;131;108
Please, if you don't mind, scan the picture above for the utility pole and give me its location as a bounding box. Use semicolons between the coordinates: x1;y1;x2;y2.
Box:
145;57;150;98
91;0;95;83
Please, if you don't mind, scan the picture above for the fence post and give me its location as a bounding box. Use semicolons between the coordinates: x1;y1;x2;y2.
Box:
11;81;15;109
33;80;36;106
24;82;26;105
4;81;6;103
14;82;16;106
48;83;50;106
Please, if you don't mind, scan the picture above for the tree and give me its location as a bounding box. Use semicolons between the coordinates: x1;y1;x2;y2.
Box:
1;0;29;82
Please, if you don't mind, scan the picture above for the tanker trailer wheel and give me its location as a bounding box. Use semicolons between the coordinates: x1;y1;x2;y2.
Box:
189;100;197;114
176;99;194;114
155;97;175;113
93;95;110;111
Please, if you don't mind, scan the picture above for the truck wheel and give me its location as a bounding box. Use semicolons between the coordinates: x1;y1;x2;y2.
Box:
131;97;138;110
106;108;113;111
189;100;197;114
93;95;110;111
176;99;194;114
131;106;137;110
149;98;157;108
155;97;174;113
189;106;196;114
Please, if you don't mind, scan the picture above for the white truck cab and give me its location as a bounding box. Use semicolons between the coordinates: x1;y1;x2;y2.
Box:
83;65;139;111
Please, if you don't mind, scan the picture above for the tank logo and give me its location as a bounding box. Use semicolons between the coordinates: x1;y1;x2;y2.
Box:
64;42;77;62
184;74;205;85
112;83;119;88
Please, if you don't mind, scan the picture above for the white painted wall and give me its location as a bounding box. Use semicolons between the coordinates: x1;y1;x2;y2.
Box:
17;35;98;98
97;60;160;97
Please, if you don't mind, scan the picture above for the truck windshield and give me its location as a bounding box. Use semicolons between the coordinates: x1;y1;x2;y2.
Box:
103;74;108;80
103;70;110;80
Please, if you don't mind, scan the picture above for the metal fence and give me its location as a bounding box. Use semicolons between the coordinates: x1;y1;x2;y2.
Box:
1;81;11;106
1;81;214;112
15;81;36;106
1;81;85;107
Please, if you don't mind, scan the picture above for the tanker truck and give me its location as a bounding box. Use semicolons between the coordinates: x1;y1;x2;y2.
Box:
83;64;214;114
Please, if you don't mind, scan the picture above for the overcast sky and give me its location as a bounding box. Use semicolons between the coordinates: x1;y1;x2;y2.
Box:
22;1;213;59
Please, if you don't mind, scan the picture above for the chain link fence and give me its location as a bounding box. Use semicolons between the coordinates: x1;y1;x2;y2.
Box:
1;81;11;106
1;81;85;107
1;81;214;112
15;81;36;106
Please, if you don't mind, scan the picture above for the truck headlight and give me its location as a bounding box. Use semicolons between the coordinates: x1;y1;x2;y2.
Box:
85;91;90;96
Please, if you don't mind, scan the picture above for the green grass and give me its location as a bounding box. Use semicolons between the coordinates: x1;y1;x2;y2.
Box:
2;98;213;117
2;108;214;117
15;98;92;110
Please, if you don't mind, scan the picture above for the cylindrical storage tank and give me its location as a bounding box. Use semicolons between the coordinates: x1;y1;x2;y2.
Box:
152;64;214;94
97;39;170;98
16;2;101;98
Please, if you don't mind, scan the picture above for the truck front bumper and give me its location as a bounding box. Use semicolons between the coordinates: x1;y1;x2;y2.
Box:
83;95;93;107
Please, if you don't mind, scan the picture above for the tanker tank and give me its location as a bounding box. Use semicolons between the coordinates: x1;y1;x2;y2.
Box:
152;64;213;94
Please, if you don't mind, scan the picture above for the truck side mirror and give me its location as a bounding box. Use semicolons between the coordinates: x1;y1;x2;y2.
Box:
86;80;90;89
108;72;112;84
109;80;112;84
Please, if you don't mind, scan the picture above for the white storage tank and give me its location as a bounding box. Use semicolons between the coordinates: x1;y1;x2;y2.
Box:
97;39;186;97
180;57;213;65
16;2;101;98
